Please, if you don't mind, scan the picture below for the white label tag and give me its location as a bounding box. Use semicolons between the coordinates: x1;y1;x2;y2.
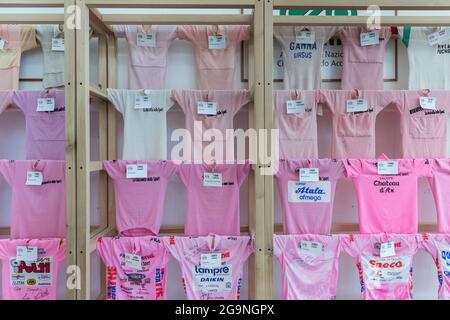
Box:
419;97;436;110
200;253;222;268
208;35;226;49
346;99;368;113
299;168;319;182
197;101;217;115
299;241;323;256
295;31;316;44
360;30;380;47
124;253;142;270
288;181;331;203
137;32;156;47
193;265;232;293
134;95;152;109
26;171;43;186
428;28;450;46
317;103;323;116
126;164;148;179
37;98;55;112
286;100;306;114
380;242;396;258
0;38;4;50
362;256;410;285
203;172;222;187
51;38;64;51
16;246;38;262
377;161;398;175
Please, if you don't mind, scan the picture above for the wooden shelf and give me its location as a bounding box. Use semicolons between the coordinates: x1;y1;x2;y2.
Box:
102;13;252;25
86;0;255;9
273;0;450;10
0;13;64;24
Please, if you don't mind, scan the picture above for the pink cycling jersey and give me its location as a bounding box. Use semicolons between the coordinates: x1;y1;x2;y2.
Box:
96;236;170;300
273;90;320;159
341;233;419;300
274;159;343;235
344;154;432;234
0;90;13;114
0;238;65;300
103;160;177;236
273;234;341;300
163;234;254;300
428;159;450;233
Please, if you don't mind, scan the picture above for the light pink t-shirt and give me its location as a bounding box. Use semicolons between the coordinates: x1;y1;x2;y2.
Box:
397;90;450;158
275;159;343;235
113;25;177;89
96;236;170;300
419;233;450;300
273;90;320;159
103;160;177;237
344;155;432;234
171;90;251;161
428;159;450;233
163;235;254;300
319;89;400;159
177;162;250;236
0;238;65;300
0;160;66;239
0;90;13;113
177;25;250;89
341;233;419;300
338;27;391;90
273;234;341;300
12;90;65;160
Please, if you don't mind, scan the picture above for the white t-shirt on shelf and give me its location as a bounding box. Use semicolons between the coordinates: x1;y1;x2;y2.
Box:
107;89;174;160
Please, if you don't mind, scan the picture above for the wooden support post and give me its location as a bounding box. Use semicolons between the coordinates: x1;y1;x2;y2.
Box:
64;0;78;301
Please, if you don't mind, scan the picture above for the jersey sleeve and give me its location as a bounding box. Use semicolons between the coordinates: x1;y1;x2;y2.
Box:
236;161;251;187
230;90;251;116
415;159;433;178
273;235;287;261
0;239;10;259
418;234;439;260
12;90;34;115
227;25;250;44
160;89;174;112
0;160;15;186
20;25;38;52
340;234;360;258
103;160;124;180
54;239;66;262
107;89;127;114
317;90;337;114
177;25;198;42
171;90;190;114
332;159;345;179
112;25;127;38
343;159;362;178
176;163;191;186
162;236;184;262
96;237;114;265
398;26;412;49
0;90;13;114
162;160;178;178
319;26;338;43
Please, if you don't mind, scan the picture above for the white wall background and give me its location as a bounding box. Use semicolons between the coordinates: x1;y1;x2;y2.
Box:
0;7;448;300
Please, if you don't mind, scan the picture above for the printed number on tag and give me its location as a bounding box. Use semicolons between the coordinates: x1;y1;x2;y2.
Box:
200;253;222;268
203;172;222;187
51;38;64;51
208;35;226;49
26;171;43;186
16;246;38;262
286;100;306;114
377;161;398;175
197;101;217;115
37;98;55;112
299;168;319;182
126;164;148;179
346;99;368;113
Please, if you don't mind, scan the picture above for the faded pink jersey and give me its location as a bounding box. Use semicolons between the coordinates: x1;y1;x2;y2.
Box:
344;154;432;234
319;89;400;158
103;160;177;237
338;27;391;90
0;160;66;239
163;235;254;300
96;236;170;300
113;25;177;89
0;90;13;113
341;233;419;300
171;90;251;161
429;159;450;233
274;159;343;234
0;238;65;300
177;162;250;236
177;25;250;89
397;90;450;158
12;90;65;160
273;234;341;300
419;233;450;300
273;90;320;159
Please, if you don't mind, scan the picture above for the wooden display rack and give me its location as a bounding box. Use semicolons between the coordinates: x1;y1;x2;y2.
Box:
2;0;450;300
